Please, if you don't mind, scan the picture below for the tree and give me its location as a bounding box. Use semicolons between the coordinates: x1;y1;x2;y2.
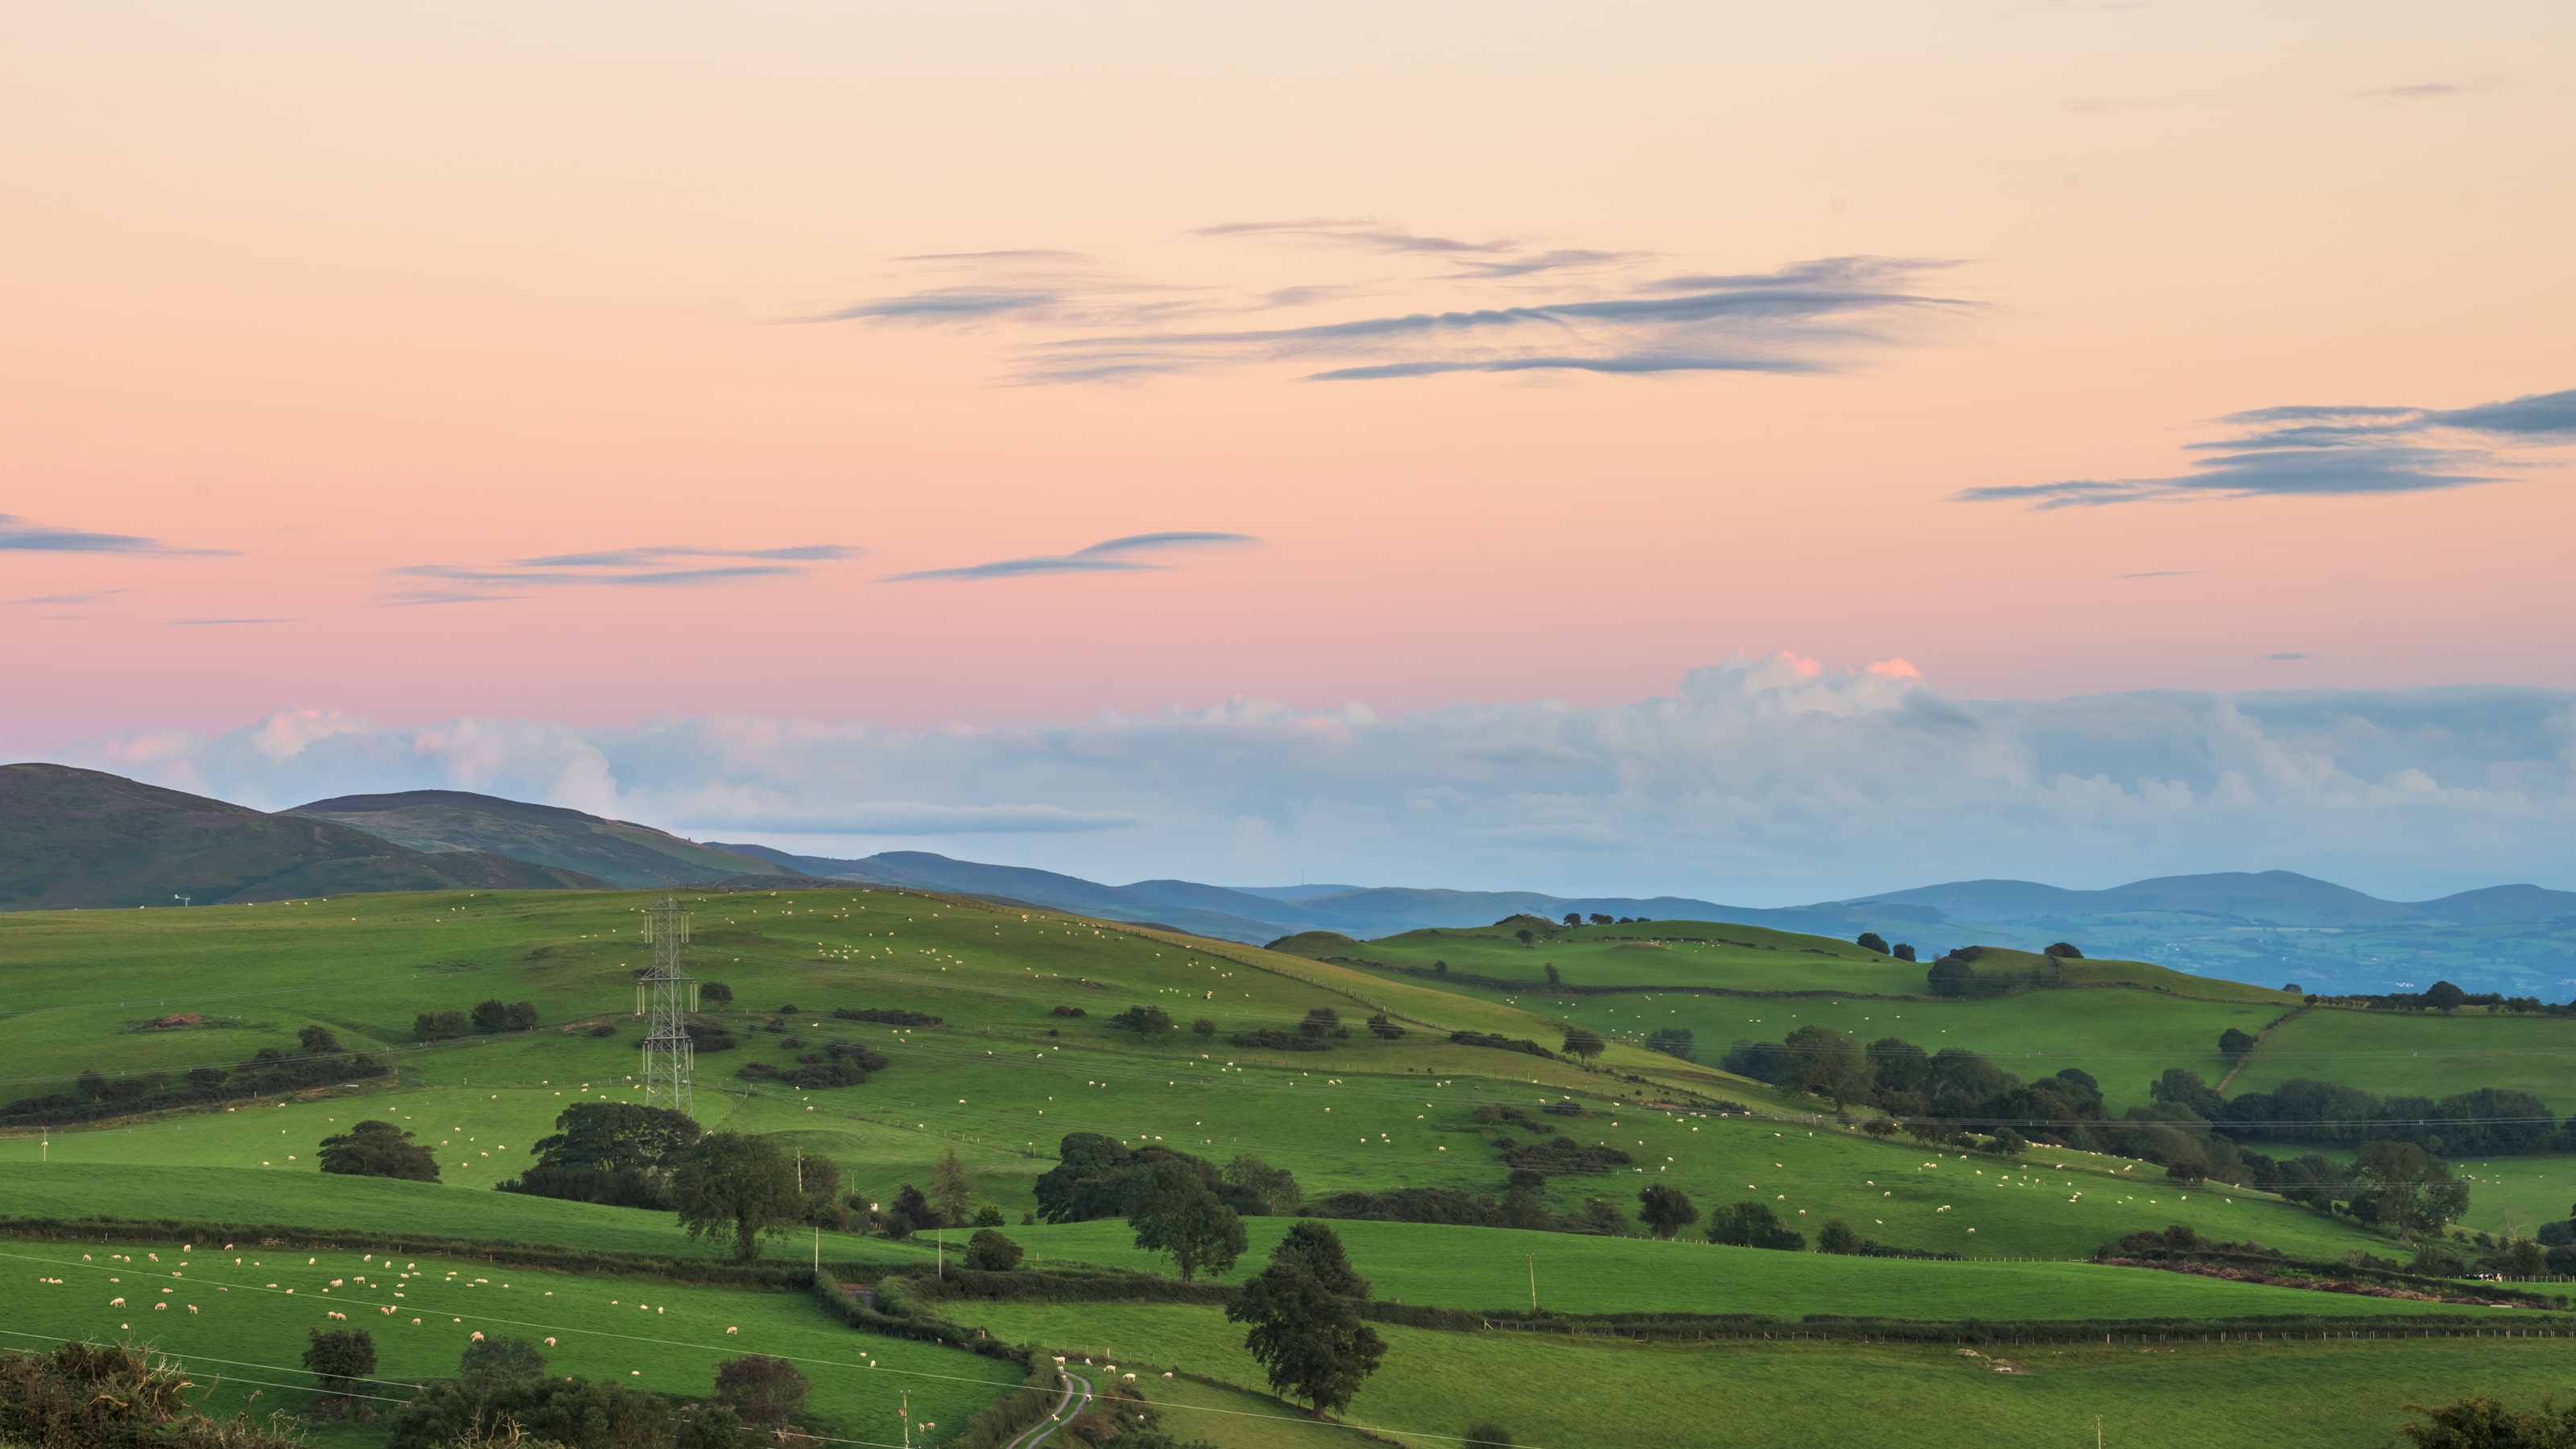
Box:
892;1182;940;1232
1589;912;1613;926
1223;1154;1303;1215
1643;1027;1694;1061
2043;942;2084;960
1637;1183;1698;1240
502;1101;701;1208
1781;1026;1869;1110
1989;1128;2029;1157
2219;1027;2259;1063
2401;1395;2576;1447
1855;932;1889;955
1817;1219;1863;1254
1893;943;1917;962
700;980;733;1005
1515;928;1535;945
1562;912;1581;927
1707;1201;1806;1251
671;1132;804;1261
2424;980;2469;1012
1560;1027;1604;1064
930;1146;978;1228
1226;1222;1385;1416
1129;1160;1248;1282
974;1203;1006;1227
1925;957;1975;997
965;1228;1024;1271
317;1120;440;1182
414;1010;468;1040
298;1024;341;1055
1541;962;1560;985
1433;960;1448;976
1192;1018;1217;1037
303;1327;376;1401
460;1335;547;1385
471;998;539;1034
1113;1005;1174;1034
713;1354;810;1429
2357;1140;2470;1242
2508;1238;2549;1278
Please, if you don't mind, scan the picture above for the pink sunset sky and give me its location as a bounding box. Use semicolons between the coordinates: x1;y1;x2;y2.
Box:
6;3;2573;898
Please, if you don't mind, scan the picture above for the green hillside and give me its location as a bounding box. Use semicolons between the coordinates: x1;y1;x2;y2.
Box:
294;789;789;888
0;764;605;909
2;886;2569;1446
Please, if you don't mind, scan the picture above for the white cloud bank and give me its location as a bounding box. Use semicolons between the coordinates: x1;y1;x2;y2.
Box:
51;654;2576;902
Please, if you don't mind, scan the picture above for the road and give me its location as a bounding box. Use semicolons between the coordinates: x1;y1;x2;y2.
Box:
1004;1368;1093;1449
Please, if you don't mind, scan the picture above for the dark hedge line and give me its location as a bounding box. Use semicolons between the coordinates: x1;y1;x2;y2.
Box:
897;1263;1236;1307
0;1052;392;1129
0;1216;909;1289
806;1272;1034;1368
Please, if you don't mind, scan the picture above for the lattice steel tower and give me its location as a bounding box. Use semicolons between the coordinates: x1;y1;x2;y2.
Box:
636;890;699;1119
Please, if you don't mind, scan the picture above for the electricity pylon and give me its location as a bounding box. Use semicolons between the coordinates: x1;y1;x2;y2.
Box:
636;889;699;1119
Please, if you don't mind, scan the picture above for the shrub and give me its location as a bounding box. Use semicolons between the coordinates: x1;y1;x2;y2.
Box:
964;1228;1024;1271
1192;1018;1218;1036
302;1327;376;1400
973;1203;1006;1227
471;999;539;1034
1113;1005;1175;1034
297;1024;341;1055
2044;942;2083;959
413;1010;469;1041
1856;932;1889;954
1708;1200;1806;1251
683;1022;738;1052
1051;1005;1087;1018
1817;1219;1862;1254
699;981;733;1004
833;1006;942;1026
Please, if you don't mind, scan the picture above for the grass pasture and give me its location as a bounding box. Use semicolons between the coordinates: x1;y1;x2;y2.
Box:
942;1301;2574;1449
2235;1005;2576;1109
0;1236;1023;1447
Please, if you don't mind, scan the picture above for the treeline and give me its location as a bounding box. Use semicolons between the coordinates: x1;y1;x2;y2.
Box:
2152;1068;2568;1156
2309;979;2576;1015
1034;1133;1303;1223
414;998;539;1039
737;1038;886;1088
0;1026;388;1129
497;1102;702;1210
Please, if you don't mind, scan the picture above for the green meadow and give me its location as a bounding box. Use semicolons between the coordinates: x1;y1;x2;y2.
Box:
941;1302;2575;1449
6;888;2576;1444
2237;1005;2576;1107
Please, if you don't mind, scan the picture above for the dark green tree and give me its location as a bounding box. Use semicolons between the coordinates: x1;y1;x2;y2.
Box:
1855;932;1889;954
2424;980;2469;1011
297;1024;341;1055
1781;1025;1869;1109
712;1354;809;1428
965;1228;1024;1270
1129;1160;1248;1282
460;1335;547;1384
1515;929;1535;945
302;1327;376;1400
1816;1219;1863;1254
1637;1183;1698;1240
671;1132;804;1260
316;1120;440;1182
2043;942;2083;960
2219;1027;2259;1063
1560;1027;1604;1063
1925;957;1975;997
1542;962;1560;985
1113;1005;1174;1034
1226;1222;1385;1416
1707;1200;1806;1251
2357;1140;2469;1242
1223;1154;1303;1215
1892;943;1917;962
2401;1395;2576;1447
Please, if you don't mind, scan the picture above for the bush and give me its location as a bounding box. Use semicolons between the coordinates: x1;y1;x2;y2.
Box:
471;999;539;1034
413;1010;469;1041
833;1006;942;1026
1708;1200;1806;1251
1817;1219;1862;1254
713;1353;810;1428
965;1228;1025;1271
2044;942;2083;960
1856;932;1889;954
700;981;733;1004
302;1327;376;1399
1893;943;1917;962
1113;1005;1174;1034
0;1340;306;1447
1051;1005;1087;1018
297;1024;341;1055
684;1022;737;1052
1192;1018;1217;1036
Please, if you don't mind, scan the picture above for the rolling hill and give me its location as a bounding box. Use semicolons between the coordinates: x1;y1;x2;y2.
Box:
0;763;603;909
294;790;787;888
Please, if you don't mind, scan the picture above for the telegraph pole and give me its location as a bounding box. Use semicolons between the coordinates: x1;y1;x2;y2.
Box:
1527;1253;1537;1312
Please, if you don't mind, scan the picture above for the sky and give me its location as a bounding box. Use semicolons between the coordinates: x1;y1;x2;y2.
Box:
6;2;2574;900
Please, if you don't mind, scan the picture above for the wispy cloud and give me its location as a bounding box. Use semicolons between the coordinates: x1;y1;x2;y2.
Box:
2359;83;2463;100
815;228;1973;385
0;514;233;555
169;617;290;626
2268;652;2308;661
888;531;1256;583
1959;386;2576;508
387;543;863;604
9;588;127;605
2116;571;2198;580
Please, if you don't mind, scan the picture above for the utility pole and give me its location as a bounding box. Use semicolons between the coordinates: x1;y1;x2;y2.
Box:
1527;1253;1537;1312
638;889;698;1118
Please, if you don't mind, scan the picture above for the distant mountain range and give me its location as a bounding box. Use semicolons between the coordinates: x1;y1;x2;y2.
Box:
8;766;2571;994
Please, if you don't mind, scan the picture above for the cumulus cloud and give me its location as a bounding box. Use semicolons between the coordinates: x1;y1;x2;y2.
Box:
816;231;1973;385
887;532;1256;583
0;514;233;555
387;544;863;604
51;656;2576;902
1961;386;2576;507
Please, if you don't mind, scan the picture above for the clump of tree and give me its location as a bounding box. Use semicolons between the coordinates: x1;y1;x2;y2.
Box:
1644;1027;1694;1061
2400;1394;2576;1447
671;1132;805;1261
317;1120;440;1183
1637;1183;1698;1240
1447;1030;1552;1058
1232;1026;1331;1051
2163;1067;2565;1157
2043;942;2083;960
2219;1027;2258;1063
1559;1028;1605;1064
0;1340;307;1447
1129;1159;1249;1282
699;980;733;1005
498;1102;700;1209
1856;932;1889;955
712;1354;808;1432
302;1327;376;1410
683;1022;737;1052
382;1334;753;1448
1033;1133;1294;1223
1707;1200;1806;1251
832;1005;941;1026
964;1228;1024;1271
1113;1005;1174;1034
1227;1223;1385;1417
762;1039;886;1088
4;1044;390;1129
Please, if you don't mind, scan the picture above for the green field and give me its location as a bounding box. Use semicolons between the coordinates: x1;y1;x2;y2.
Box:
2236;1005;2576;1108
943;1301;2574;1449
6;887;2575;1444
0;1236;1022;1447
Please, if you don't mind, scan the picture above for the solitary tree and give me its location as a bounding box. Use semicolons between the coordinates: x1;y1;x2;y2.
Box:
1637;1183;1698;1240
297;1024;342;1055
1560;1027;1604;1064
1515;928;1535;945
965;1228;1025;1271
2043;942;2084;960
713;1354;811;1429
1227;1222;1386;1416
1542;963;1561;986
671;1131;805;1260
1129;1160;1248;1282
1816;1219;1863;1255
2219;1027;2259;1063
459;1335;547;1385
2357;1140;2470;1243
1562;912;1581;928
1892;943;1917;963
930;1146;979;1228
2424;980;2469;1012
1855;932;1889;955
317;1121;440;1183
302;1328;377;1402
